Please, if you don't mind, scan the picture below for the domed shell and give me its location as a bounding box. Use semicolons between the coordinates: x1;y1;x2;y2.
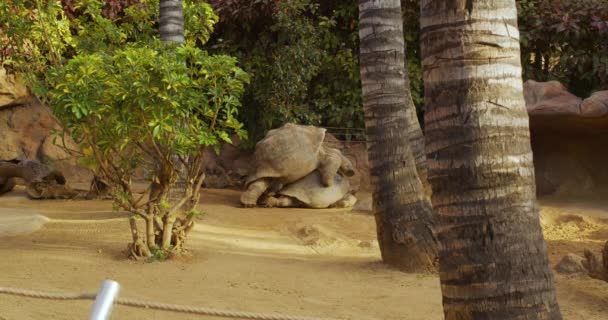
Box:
246;123;326;186
277;171;350;209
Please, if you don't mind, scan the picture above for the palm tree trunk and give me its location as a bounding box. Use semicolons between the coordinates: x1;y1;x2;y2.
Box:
159;0;185;44
358;0;437;272
420;0;562;318
159;0;186;195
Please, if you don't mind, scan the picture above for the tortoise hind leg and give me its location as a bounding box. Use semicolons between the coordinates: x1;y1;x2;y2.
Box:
240;178;271;207
262;195;296;208
331;194;357;208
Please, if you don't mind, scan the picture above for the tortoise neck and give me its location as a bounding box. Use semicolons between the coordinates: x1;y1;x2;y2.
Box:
0;162;25;179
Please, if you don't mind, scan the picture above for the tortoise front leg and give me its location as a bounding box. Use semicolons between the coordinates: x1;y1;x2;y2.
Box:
240;178;271;207
331;194;358;208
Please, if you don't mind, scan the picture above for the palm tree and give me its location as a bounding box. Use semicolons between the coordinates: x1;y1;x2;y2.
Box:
159;0;185;44
420;0;562;318
358;0;436;272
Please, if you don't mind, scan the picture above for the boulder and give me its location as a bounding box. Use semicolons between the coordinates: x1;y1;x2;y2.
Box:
0;68;29;108
555;253;587;275
524;80;583;116
525;81;608;196
0;101;92;183
581;90;608;118
202;135;252;189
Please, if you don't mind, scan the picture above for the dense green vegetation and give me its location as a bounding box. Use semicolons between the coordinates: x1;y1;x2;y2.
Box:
2;0;607;143
1;0;249;257
207;0;608;140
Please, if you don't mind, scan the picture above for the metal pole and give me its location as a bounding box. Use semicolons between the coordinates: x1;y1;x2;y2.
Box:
88;280;121;320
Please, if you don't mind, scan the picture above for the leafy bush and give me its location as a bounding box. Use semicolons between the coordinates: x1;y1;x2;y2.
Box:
208;0;327;142
207;0;423;141
208;0;608;142
518;0;608;97
1;0;249;258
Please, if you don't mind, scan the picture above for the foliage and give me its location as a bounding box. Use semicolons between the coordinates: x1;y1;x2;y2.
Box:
208;0;608;142
518;0;608;97
207;0;423;142
49;42;248;163
1;0;218;96
1;0;249;258
208;0;327;142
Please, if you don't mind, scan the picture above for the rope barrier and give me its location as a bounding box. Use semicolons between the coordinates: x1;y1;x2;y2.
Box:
0;286;344;320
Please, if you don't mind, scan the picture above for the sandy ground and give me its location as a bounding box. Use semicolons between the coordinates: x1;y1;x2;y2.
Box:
0;188;606;320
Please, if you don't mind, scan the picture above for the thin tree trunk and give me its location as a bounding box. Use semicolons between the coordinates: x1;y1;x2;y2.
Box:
420;0;562;318
159;0;185;44
402;64;428;190
358;0;437;272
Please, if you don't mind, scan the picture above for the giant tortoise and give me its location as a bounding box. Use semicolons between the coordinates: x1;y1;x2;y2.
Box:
240;123;355;207
261;170;357;209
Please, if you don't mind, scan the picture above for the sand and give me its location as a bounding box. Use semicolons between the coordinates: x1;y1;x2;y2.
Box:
0;188;606;319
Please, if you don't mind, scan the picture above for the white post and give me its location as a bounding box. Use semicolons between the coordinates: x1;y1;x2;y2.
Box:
88;280;121;320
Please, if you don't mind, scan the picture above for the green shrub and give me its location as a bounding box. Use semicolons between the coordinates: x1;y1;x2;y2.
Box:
518;0;608;97
1;0;249;258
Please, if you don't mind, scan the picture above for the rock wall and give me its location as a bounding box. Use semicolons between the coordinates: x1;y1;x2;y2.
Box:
0;70;92;183
2;67;606;196
525;80;608;196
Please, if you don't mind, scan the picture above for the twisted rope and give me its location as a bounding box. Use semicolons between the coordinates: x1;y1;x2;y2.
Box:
0;286;342;320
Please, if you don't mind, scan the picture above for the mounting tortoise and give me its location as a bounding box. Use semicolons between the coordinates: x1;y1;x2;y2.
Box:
240;123;355;207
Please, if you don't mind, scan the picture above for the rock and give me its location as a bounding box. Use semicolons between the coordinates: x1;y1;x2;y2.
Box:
38;134;77;161
353;196;372;212
201;137;252;189
0;68;29;108
524;80;582;116
581;91;608;117
524;80;608;196
0;101;92;183
583;248;608;281
203;174;232;189
555;254;586;275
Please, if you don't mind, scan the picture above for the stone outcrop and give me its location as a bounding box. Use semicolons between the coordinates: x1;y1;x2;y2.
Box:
0;71;92;183
581;91;608;117
555;253;587;275
524;80;583;116
525;80;608;196
202;135;252;189
0;68;29;108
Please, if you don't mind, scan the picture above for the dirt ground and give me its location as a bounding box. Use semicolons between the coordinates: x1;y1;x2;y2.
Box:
0;188;607;320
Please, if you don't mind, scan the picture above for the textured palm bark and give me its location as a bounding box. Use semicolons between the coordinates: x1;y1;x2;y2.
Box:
358;0;437;272
420;0;562;318
159;0;185;44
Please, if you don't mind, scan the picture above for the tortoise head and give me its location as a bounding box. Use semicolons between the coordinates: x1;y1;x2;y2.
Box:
43;170;66;185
